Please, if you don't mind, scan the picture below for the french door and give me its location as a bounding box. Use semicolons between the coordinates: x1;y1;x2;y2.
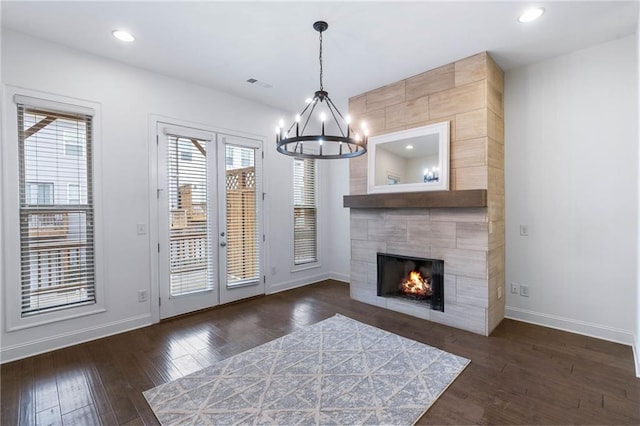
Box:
157;123;263;319
217;134;264;304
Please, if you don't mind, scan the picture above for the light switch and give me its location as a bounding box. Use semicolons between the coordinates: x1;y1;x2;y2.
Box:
137;223;147;235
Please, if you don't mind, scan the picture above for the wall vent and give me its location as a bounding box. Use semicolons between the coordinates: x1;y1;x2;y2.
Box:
246;78;272;89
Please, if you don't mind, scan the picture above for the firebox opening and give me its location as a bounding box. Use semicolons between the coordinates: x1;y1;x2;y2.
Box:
377;252;444;312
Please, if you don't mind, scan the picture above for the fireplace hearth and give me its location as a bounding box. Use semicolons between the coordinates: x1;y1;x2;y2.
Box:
377;252;444;312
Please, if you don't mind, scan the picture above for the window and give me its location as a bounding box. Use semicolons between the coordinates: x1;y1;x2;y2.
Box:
63;131;84;156
26;182;54;205
67;183;81;204
225;144;259;286
225;145;252;169
17;101;95;317
293;158;317;265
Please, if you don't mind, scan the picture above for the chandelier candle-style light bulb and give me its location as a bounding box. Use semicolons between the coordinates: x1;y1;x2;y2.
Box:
276;21;367;159
278;119;285;139
320;112;326;135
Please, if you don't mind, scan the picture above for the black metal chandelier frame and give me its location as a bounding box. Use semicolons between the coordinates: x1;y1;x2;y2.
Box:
276;21;367;160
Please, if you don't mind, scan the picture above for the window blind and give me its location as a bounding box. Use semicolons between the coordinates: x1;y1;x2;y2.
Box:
293;158;317;265
18;104;95;316
225;145;259;286
167;136;213;296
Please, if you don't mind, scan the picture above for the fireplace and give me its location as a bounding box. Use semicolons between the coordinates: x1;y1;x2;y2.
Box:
377;253;444;312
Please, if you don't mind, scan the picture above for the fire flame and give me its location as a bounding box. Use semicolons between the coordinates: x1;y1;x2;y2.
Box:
399;271;432;297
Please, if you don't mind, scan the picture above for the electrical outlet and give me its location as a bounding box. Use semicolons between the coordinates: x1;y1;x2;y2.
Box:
510;283;519;294
137;223;147;235
520;224;529;236
498;285;503;299
138;290;148;302
520;284;529;297
271;267;277;275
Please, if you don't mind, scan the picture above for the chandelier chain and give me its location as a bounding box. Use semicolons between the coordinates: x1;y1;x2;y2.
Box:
319;30;323;91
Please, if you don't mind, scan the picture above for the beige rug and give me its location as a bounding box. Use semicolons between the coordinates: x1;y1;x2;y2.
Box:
144;314;469;425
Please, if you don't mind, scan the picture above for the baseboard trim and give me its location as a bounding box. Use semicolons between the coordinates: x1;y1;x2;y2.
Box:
266;272;332;295
1;314;152;363
505;306;634;346
633;335;640;378
328;272;349;284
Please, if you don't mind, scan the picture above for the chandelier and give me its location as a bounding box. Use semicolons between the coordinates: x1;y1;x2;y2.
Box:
276;21;368;159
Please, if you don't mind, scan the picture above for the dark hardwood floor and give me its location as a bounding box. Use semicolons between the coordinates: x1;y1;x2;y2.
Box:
1;280;639;425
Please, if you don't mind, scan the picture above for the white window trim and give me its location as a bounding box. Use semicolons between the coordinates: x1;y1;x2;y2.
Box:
2;85;105;332
290;157;320;273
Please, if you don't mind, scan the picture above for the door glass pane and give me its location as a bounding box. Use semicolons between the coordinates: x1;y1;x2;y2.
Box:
167;136;213;296
225;144;259;287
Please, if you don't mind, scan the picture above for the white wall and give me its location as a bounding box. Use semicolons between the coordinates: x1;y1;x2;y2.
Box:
636;15;640;377
374;148;407;185
406;154;439;183
505;35;638;346
326;160;350;282
0;29;336;362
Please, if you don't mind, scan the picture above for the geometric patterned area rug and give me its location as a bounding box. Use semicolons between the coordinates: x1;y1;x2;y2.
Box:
143;314;470;425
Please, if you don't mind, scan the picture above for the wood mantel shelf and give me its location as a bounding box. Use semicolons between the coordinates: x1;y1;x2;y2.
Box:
343;189;487;209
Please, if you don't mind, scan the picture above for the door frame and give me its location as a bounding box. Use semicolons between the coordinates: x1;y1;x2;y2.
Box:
148;115;266;323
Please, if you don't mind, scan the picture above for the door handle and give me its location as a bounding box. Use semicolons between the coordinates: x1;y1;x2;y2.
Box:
220;242;227;247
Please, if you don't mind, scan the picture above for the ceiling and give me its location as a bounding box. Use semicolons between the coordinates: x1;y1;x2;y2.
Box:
2;1;638;113
380;134;440;159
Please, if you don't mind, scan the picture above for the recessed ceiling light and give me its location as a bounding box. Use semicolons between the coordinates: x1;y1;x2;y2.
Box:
518;7;545;23
406;145;414;150
112;30;135;42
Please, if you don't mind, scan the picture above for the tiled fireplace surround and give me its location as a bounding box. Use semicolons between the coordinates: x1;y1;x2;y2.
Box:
346;52;505;335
